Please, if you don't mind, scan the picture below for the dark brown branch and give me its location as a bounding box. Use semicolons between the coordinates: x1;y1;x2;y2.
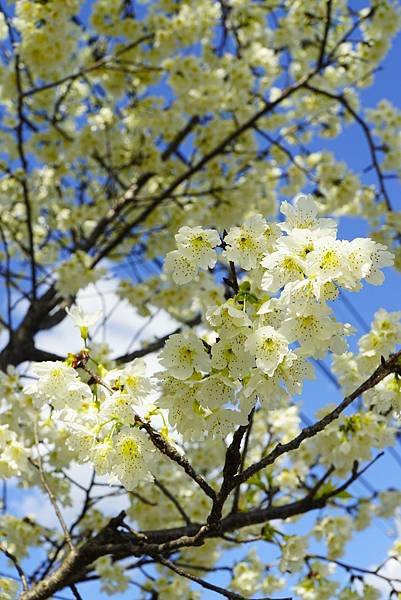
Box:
91;70;317;266
137;418;216;501
156;556;290;600
161;116;200;161
208;411;254;526
0;223;13;332
234;351;401;487
231;410;254;513
116;314;201;364
307;554;401;586
22;35;155;98
27;347;65;363
154;478;192;526
16;449;387;600
0;286;60;371
69;585;83;600
0;63;325;373
228;261;239;294
317;0;333;70
0;543;28;591
18;351;401;599
303;82;393;211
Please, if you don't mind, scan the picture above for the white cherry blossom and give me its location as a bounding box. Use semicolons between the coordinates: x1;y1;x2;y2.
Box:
280;194;336;233
25;361;92;409
245;326;294;376
224;214;268;270
175;225;220;268
159;331;211;379
110;426;154;491
66;305;103;328
163;249;199;285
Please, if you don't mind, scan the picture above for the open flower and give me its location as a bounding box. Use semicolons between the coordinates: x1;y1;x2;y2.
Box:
224;214;268;270
245;326;293;376
159;331;211;379
175;225;220;269
24;361;92;409
110;426;154;490
66;305;102;341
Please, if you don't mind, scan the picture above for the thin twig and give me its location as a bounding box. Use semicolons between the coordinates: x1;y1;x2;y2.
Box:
33;422;74;552
317;0;333;70
154;478;192;526
235;350;401;486
0;543;29;591
156;556;290;600
304;82;393;211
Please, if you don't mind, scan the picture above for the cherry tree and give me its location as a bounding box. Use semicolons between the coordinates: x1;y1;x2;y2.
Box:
0;0;401;598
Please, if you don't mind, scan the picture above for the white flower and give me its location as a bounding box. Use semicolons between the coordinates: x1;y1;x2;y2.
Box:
0;577;19;600
195;374;236;410
280;194;336;233
89;440;113;476
106;359;152;404
164;249;199;284
314;515;353;559
279;535;308;573
280;279;339;309
245;326;293;376
0;425;28;479
164;226;220;285
293;561;338;599
65;421;98;462
157;379;201;438
304;238;347;282
345;238;394;287
224;214;268;270
358;308;401;357
364;374;401;416
270;405;301;441
280;303;349;356
231;550;264;596
159;331;211;379
376;490;401;518
100;391;138;423
211;332;254;379
111;426;154;490
0;13;8;42
175;225;220;268
66;305;102;328
66;304;102;340
279;351;315;395
25;361;92;409
94;556;130;595
205;407;246;439
206;299;252;336
56;251;105;297
260;245;305;292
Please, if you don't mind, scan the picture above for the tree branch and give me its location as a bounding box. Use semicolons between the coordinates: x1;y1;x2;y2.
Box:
156;556;290;600
32;423;74;552
234;351;401;487
115;314;201;364
303;82;393;211
317;0;333;70
0;543;28;591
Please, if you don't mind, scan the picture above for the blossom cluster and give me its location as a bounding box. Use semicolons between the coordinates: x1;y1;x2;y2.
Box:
333;308;401;419
158;195;392;441
18;195;395;496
